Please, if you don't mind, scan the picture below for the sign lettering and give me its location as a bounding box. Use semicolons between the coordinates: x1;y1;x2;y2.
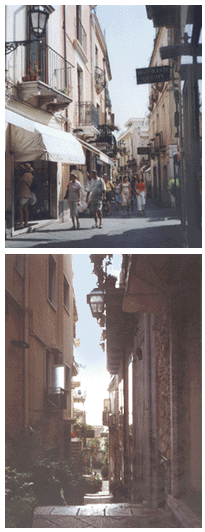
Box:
136;66;170;85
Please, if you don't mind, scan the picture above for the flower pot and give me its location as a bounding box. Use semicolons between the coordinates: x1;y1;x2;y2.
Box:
22;76;30;82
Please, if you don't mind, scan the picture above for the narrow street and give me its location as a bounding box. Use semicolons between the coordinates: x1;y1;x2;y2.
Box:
6;199;184;248
33;479;182;528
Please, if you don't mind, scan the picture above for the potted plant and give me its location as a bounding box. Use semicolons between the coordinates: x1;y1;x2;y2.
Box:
34;61;42;80
22;74;30;82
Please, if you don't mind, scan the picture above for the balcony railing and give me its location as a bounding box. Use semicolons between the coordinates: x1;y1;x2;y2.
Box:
5;40;73;97
45;387;67;410
102;411;124;427
95;66;105;94
76;17;87;54
96;125;117;155
75;102;99;129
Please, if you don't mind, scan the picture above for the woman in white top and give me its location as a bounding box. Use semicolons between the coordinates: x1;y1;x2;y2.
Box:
120;175;131;216
67;170;81;229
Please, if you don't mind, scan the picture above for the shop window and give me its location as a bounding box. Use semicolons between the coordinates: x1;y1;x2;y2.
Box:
48;255;57;308
63;275;70;312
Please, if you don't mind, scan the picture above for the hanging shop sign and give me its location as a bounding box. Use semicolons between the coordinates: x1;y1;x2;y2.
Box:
137;147;150;155
136;65;170;85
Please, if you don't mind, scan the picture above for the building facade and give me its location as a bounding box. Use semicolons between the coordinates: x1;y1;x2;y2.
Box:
5;5;116;236
103;254;201;526
5;254;79;462
117;118;149;180
146;26;179;205
146;5;202;246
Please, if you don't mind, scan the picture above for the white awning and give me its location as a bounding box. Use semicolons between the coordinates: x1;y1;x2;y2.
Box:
5;109;85;165
5;109;35;132
99;152;114;166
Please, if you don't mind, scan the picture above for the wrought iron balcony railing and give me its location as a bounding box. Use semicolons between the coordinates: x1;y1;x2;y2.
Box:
76;17;87;54
45;387;67;410
96;125;117;155
75;102;99;129
5;39;73;97
102;411;124;427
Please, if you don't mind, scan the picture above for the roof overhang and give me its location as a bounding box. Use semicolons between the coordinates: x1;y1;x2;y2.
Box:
146;5;180;28
122;255;202;316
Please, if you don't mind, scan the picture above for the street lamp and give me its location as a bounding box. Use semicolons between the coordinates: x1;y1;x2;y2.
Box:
87;288;105;320
29;6;50;38
5;5;51;54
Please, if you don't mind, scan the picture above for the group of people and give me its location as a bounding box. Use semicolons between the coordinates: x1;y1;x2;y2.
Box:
64;170;147;230
17;163;146;231
110;173;146;217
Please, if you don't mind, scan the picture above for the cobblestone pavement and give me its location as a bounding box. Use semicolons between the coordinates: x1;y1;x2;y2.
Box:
33;503;182;528
6;199;185;248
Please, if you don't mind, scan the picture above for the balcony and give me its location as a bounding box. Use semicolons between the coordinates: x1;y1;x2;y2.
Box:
102;411;124;427
45;387;67;410
150;131;166;159
6;40;73;112
95;125;117;156
95;66;105;94
75;102;99;138
103;410;109;426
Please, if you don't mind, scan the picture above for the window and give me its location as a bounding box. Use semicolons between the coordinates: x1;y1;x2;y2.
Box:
76;5;82;42
48;255;56;308
95;45;98;67
63;275;70;312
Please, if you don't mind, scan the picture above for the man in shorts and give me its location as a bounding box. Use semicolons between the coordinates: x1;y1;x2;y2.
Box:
86;170;106;228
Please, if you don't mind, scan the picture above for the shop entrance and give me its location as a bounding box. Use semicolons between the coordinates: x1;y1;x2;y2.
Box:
14;161;57;228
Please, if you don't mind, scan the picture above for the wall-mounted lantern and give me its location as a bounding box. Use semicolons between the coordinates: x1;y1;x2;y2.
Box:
87;288;105;320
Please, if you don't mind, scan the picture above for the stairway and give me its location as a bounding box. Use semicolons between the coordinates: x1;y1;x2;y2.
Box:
84;479;113;505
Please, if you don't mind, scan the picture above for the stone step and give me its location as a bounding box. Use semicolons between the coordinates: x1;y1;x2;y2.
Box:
84;494;113;504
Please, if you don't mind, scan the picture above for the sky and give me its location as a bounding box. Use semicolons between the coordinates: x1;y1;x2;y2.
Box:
72;254;122;426
96;5;156;132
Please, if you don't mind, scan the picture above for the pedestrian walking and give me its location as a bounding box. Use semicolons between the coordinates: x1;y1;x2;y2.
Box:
130;175;137;211
135;174;146;216
103;174;115;215
114;179;121;211
120;175;131;216
86;170;106;228
66;170;81;229
18;163;35;228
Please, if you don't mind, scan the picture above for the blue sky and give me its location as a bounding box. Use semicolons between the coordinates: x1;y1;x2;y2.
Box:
72;254;122;426
96;5;155;131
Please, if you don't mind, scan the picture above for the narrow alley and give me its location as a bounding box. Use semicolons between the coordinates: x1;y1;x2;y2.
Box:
33;479;182;528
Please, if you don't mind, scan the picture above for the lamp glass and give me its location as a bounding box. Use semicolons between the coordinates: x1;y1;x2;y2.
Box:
87;288;104;318
30;6;49;38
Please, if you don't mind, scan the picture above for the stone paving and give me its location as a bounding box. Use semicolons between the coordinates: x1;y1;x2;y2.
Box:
6;198;185;248
33;503;182;528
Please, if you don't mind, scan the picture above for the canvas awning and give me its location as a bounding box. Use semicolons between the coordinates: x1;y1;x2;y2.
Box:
5;109;85;164
99;152;114;166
